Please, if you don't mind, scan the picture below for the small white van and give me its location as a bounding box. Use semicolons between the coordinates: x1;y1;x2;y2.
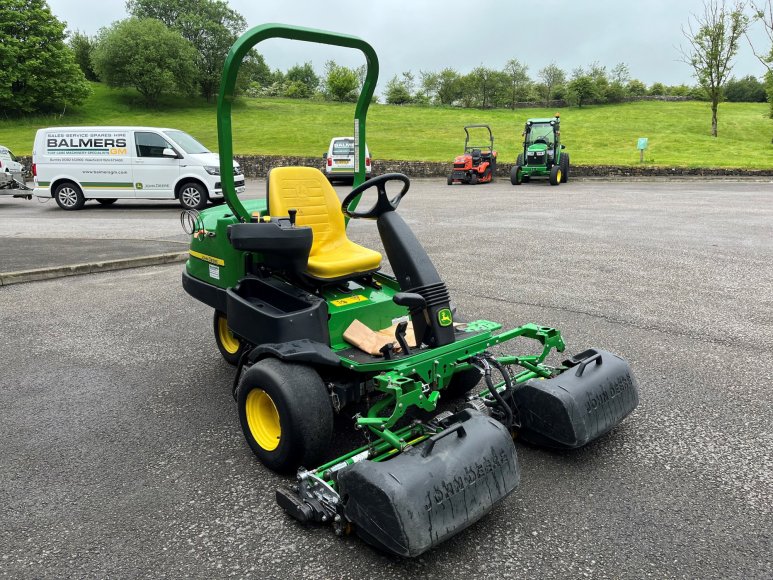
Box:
32;127;245;210
0;145;25;187
322;137;372;181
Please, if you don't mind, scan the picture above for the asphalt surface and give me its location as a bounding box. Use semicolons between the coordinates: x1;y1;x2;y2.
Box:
1;178;772;578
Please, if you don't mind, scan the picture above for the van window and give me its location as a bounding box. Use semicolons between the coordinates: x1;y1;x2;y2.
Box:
164;130;209;154
332;139;355;156
135;132;175;158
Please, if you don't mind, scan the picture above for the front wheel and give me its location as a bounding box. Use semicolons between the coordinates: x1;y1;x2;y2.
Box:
178;182;208;210
236;358;334;473
469;173;478;185
54;182;85;210
549;165;562;186
447;175;453;185
213;310;248;365
510;165;523;185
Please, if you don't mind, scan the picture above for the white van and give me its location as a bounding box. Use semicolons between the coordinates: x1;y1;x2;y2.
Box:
32;127;245;210
322;137;372;181
0;145;25;187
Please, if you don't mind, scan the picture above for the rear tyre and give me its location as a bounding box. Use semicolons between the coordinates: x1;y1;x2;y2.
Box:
516;153;524;166
96;198;117;206
549;165;562;186
510;165;523;185
213;310;248;365
54;182;85;210
236;358;334;473
560;153;570;183
469;173;478;185
447;175;453;185
178;181;208;210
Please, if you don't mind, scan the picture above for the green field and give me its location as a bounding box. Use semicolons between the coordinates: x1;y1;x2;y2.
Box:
2;82;772;167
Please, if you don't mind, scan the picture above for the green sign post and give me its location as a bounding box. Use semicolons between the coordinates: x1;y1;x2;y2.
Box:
637;137;648;163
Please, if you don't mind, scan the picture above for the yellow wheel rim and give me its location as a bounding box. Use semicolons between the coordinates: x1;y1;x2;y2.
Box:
245;389;281;451
556;169;562;182
217;316;240;354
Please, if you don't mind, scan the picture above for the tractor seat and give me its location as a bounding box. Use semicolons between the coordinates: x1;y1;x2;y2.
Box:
471;149;482;165
267;167;382;281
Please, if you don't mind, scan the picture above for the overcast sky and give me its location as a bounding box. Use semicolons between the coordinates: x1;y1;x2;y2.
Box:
47;0;771;89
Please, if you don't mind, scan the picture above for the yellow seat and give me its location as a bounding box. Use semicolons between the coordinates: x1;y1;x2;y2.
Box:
267;167;382;280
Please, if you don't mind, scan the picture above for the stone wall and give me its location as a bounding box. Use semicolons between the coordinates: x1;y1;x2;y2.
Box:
18;154;771;180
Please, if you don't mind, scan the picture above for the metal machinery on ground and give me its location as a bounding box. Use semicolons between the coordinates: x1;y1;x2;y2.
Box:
447;124;497;185
182;24;638;558
511;115;569;186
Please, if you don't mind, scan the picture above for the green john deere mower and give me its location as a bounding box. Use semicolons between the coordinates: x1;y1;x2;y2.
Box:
511;115;569;186
182;23;638;558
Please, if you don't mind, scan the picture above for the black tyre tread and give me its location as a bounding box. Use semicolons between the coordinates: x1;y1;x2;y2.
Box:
213;310;247;366
54;181;85;210
236;358;333;473
516;153;524;166
549;165;561;186
561;153;570;183
178;181;208;210
469;173;478;185
510;165;523;185
447;175;453;185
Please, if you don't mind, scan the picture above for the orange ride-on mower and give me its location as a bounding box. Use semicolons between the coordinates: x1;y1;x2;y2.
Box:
447;124;497;185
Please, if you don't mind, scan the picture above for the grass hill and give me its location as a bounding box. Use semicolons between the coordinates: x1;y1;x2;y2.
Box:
2;82;772;168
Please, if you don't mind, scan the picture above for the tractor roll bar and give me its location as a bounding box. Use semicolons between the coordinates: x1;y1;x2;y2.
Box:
216;23;379;223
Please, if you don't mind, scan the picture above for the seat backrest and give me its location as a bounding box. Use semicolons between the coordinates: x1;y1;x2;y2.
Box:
267;166;346;254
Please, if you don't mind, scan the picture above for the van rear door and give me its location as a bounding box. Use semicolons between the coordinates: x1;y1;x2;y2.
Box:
132;131;180;199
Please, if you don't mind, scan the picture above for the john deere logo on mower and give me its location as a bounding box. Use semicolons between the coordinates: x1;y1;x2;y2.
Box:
438;308;453;327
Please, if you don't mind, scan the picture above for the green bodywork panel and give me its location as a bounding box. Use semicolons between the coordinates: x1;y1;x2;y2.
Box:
324;274;408;350
185;199;267;289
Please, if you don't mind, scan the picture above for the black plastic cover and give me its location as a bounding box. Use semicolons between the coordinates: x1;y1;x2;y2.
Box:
337;410;520;558
226;276;329;346
228;221;312;273
515;349;639;449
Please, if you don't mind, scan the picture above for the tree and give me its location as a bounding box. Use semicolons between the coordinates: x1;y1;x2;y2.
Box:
627;79;648;96
503;58;531;108
236;50;272;95
724;74;768;100
419;70;440;102
92;18;198;105
611;62;631;84
385;74;412;104
324;61;358;102
127;0;247;101
69;31;99;82
679;0;748;136
746;1;773;122
436;68;462;105
566;75;601;107
285;62;319;97
649;82;668;95
538;63;566;105
0;0;90;115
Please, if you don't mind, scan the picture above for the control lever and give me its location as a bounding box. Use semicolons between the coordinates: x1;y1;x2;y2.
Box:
379;343;394;360
288;208;297;226
394;321;411;355
393;292;426;311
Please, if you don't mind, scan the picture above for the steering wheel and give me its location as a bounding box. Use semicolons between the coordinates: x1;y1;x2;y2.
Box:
534;137;549;146
341;173;410;219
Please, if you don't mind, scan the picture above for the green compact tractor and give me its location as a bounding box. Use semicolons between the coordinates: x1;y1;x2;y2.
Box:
511;115;569;186
182;24;638;558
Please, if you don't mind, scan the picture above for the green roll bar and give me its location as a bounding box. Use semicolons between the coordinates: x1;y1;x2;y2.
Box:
216;23;379;223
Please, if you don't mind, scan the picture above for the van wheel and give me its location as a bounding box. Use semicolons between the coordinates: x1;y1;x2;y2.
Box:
178;182;208;210
54;182;85;210
97;198;117;206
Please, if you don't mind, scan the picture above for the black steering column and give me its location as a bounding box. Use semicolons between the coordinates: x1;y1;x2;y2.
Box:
342;173;456;349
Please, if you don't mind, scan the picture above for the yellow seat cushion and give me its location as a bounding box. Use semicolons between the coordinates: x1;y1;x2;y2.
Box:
267;167;382;280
